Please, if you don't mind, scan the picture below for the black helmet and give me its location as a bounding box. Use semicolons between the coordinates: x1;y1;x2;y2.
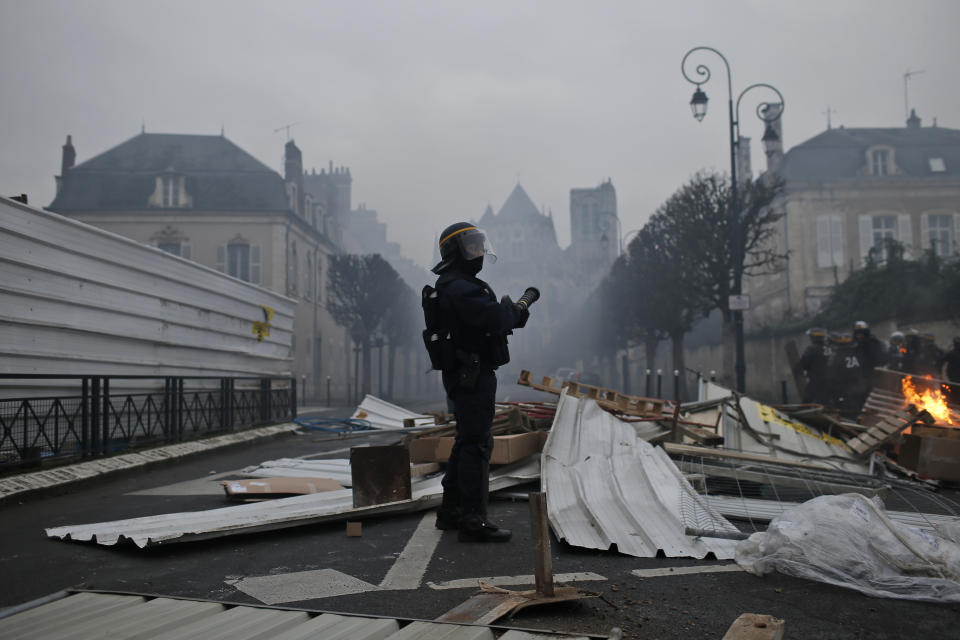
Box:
431;222;496;274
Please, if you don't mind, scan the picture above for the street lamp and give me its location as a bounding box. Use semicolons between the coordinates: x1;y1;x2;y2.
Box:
680;46;784;393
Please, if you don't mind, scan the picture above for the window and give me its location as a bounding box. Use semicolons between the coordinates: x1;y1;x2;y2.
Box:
816;215;844;268
871;149;890;176
306;254;313;301
872;215;896;257
152;225;190;260
162;175;179;207
859;213;911;264
929;158;946;173
217;241;260;283
288;242;298;295
158;241;182;257
927;214;952;257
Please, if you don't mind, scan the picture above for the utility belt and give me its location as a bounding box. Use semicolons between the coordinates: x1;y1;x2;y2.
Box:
450;335;510;390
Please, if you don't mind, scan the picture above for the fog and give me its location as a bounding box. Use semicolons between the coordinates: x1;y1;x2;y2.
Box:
2;0;958;269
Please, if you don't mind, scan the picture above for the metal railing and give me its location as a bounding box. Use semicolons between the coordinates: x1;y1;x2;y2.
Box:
0;375;297;468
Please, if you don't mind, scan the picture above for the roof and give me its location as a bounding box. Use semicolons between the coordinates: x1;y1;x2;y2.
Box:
778;124;960;182
496;183;544;221
49;133;291;212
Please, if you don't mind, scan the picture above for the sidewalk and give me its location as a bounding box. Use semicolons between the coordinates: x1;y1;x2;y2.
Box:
0;423;305;505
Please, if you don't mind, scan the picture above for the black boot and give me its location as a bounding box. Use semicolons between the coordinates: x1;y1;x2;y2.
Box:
435;488;461;530
457;514;512;542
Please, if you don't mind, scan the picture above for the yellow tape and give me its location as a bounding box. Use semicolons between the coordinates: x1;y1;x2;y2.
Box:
758;404;848;449
439;225;477;246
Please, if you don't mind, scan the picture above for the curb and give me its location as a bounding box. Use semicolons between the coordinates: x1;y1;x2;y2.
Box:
0;423;302;506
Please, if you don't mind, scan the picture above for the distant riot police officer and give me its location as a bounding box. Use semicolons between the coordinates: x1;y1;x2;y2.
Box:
827;332;856;412
847;320;886;414
917;332;945;378
937;337;960;383
797;328;831;405
887;331;907;372
422;222;539;543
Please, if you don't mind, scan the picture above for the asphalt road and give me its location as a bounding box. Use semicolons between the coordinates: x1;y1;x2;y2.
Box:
2;394;959;639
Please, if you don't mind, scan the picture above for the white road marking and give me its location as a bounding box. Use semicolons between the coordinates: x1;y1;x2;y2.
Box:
427;572;606;590
631;564;743;578
226;568;380;604
378;512;443;590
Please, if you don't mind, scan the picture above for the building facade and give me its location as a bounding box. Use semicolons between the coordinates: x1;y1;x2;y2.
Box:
746;111;960;326
48;132;351;402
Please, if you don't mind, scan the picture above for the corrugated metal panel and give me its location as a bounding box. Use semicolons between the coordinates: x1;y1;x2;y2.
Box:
0;593;590;640
698;381;867;474
543;391;740;559
45;458;540;548
241;458;354;484
352;395;435;429
706;494;960;531
0;197;294;385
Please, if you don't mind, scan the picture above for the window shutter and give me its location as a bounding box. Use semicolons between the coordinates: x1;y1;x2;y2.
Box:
920;214;930;253
181;242;191;260
858;215;873;265
954;213;960;256
831;216;844;267
216;245;225;272
898;214;913;258
251;244;261;284
816;216;831;268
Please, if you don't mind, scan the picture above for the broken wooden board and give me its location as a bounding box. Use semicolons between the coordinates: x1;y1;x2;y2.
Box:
350;445;411;508
436;582;598;625
221;477;344;500
518;370;665;417
845;407;934;457
722;613;785;640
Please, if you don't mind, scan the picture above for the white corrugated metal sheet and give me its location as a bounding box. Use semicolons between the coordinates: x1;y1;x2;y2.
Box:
45;458;539;548
0;197;294;388
543;391;740;559
706;494;960;532
352;395;435;429
1;591;572;640
698;381;867;473
241;458;354;485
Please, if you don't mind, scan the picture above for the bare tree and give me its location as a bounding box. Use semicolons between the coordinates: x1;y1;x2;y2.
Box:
326;254;404;396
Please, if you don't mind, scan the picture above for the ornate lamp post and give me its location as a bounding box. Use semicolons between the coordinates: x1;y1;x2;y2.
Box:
681;46;784;393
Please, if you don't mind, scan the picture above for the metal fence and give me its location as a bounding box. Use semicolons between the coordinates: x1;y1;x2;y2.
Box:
0;375;297;468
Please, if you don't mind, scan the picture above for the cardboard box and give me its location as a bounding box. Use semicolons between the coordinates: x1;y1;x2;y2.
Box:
409;431;546;464
346;521;362;537
899;428;960;482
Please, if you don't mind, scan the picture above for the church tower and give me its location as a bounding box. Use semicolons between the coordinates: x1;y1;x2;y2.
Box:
569;179;618;268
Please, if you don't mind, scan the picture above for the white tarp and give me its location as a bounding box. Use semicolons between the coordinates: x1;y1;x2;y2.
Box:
543;391;740;559
352;395;435;430
736;493;960;602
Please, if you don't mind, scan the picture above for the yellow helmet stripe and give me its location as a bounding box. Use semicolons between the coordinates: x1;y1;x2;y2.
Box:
440;226;477;246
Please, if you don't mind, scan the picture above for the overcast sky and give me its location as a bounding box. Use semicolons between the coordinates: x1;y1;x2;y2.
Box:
2;1;958;267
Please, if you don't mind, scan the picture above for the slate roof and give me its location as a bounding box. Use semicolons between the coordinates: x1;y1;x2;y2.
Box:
778;124;960;183
49;133;291;212
496;183;544;220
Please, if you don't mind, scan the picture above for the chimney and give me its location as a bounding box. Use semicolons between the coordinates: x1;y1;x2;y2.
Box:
736;135;752;184
284;139;304;214
907;108;921;129
762;103;784;174
56;135;76;194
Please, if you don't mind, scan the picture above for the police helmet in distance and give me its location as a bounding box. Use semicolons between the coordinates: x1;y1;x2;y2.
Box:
806;327;827;343
889;331;905;345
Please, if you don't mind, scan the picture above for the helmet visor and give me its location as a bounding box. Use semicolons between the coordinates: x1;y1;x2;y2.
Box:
452;226;497;264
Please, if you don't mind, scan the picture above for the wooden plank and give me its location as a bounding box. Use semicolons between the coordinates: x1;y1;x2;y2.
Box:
529;492;553;597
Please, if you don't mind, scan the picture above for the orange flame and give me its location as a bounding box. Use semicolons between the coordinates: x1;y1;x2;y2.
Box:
901;375;958;427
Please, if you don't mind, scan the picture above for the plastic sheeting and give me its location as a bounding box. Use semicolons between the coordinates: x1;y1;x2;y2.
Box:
736;493;960;602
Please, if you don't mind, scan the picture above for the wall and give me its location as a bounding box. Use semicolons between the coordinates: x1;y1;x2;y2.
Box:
0;197;295;396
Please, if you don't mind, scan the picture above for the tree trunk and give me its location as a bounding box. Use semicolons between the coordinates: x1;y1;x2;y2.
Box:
361;336;372;396
387;342;397;400
643;333;659;397
670;329;688;402
721;312;736;389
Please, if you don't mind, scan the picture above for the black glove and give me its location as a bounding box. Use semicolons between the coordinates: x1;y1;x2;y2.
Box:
501;295;530;329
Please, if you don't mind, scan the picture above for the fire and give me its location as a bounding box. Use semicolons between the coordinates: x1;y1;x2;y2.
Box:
901;375;958;427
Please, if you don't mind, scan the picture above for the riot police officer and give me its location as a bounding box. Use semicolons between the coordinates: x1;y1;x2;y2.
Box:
425;222;538;543
848;320;886;414
797;328;831;405
937;337;960;383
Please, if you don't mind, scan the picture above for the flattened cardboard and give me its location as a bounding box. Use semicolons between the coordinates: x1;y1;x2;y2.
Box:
409;431;546;464
899;432;960;482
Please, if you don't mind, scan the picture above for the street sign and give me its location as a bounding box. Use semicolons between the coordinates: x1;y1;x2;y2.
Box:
728;294;751;311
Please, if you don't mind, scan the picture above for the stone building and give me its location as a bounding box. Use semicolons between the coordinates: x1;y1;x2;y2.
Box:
48;131;350;402
745;110;960;326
